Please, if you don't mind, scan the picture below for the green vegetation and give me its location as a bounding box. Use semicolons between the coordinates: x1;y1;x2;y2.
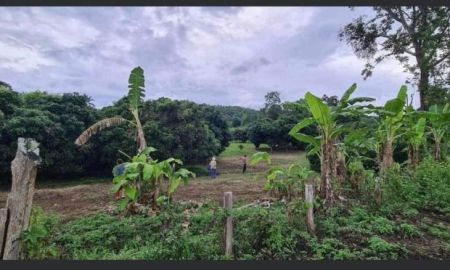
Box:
219;142;268;158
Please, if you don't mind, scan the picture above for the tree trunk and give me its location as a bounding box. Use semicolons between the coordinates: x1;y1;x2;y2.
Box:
379;140;394;175
320;139;335;204
418;70;430;111
336;151;347;185
2;138;41;260
434;139;441;161
414;38;429;111
408;145;419;170
135;118;147;153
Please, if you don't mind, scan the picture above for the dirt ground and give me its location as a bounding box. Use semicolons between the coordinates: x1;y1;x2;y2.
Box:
0;152;304;221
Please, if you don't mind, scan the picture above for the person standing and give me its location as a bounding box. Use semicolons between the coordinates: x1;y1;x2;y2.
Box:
209;156;217;178
239;155;247;173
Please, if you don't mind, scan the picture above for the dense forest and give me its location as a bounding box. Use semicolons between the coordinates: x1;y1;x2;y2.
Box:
0;81;332;183
0;83;234;182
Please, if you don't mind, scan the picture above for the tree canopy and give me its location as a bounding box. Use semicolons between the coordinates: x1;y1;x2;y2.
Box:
340;7;450;110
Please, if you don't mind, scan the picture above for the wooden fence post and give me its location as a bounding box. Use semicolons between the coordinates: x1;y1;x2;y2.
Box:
223;191;233;257
0;208;8;259
305;183;316;234
1;138;41;260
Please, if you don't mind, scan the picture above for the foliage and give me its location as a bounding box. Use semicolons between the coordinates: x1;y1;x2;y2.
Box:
375;86;408;173
382;157;450;216
263;164;314;201
22;207;60;259
289;84;373;201
0;91;99;180
112;147;195;210
340;7;450;110
423;103;450;161
140;98;230;163
0;88;230;183
231;127;249;142
75;66;146;152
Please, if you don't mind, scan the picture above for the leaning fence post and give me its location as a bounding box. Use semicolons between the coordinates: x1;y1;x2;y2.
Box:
0;208;8;258
305;183;316;234
1;138;41;260
223;191;233;257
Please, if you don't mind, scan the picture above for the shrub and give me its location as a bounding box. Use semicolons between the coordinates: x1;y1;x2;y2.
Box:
366;236;407;259
397;223;421;238
22;207;60;259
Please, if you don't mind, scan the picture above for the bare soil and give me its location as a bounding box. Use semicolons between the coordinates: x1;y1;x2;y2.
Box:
0;153;303;221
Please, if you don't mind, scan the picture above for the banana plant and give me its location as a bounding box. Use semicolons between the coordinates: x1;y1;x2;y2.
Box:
289;84;372;204
251;152;313;201
264;164;314;201
375;86;408;174
75;66;147;153
424;103;450;161
403;116;426;169
112;146;195;211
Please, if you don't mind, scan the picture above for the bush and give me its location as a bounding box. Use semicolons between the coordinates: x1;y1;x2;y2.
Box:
397;223;421;238
382;158;450;216
22;207;60;259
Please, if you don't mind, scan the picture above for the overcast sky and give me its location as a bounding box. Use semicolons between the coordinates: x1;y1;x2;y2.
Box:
0;7;418;109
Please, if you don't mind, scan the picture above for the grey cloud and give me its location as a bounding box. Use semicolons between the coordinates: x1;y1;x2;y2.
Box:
230;57;271;76
0;7;413;109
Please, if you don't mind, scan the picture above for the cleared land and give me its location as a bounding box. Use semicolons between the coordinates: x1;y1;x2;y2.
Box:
0;143;307;221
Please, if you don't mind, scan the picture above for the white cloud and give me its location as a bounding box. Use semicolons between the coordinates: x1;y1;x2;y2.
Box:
0;7;418;108
0;36;56;72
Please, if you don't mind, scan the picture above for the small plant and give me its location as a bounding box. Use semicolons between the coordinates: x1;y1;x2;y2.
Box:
112;146;195;211
397;223;421;238
367;236;397;253
250;152;313;201
370;217;395;235
238;144;244;151
21;207;60;259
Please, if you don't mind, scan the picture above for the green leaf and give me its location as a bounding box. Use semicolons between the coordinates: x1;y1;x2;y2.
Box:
127;66;145;111
384;86;407;113
305;92;332;128
142;164;154;181
165;157;183;165
250;152;271;165
111;179;127;193
347;97;375;105
168;177;181;194
124;186;138;200
289;117;314;135
267;168;286;180
139;146;157;157
290;133;320;149
397;85;408;101
338;83;357;107
118;198;130;211
156;196;168;206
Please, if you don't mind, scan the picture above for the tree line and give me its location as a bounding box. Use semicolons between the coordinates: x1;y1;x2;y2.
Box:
0;83;231;184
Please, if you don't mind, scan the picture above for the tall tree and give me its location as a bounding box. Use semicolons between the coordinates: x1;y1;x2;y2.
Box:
340;7;450;110
263;91;282;120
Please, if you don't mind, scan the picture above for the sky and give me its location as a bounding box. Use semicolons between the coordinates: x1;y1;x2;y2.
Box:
0;7;418;109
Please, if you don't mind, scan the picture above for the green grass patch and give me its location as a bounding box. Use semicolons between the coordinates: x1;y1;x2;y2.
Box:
220;142;269;158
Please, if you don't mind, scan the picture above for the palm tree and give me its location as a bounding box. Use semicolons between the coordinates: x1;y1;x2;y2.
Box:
75;67;147;153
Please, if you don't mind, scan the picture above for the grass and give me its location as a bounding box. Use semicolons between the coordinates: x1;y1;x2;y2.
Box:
36;177;111;189
219;142;270;158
